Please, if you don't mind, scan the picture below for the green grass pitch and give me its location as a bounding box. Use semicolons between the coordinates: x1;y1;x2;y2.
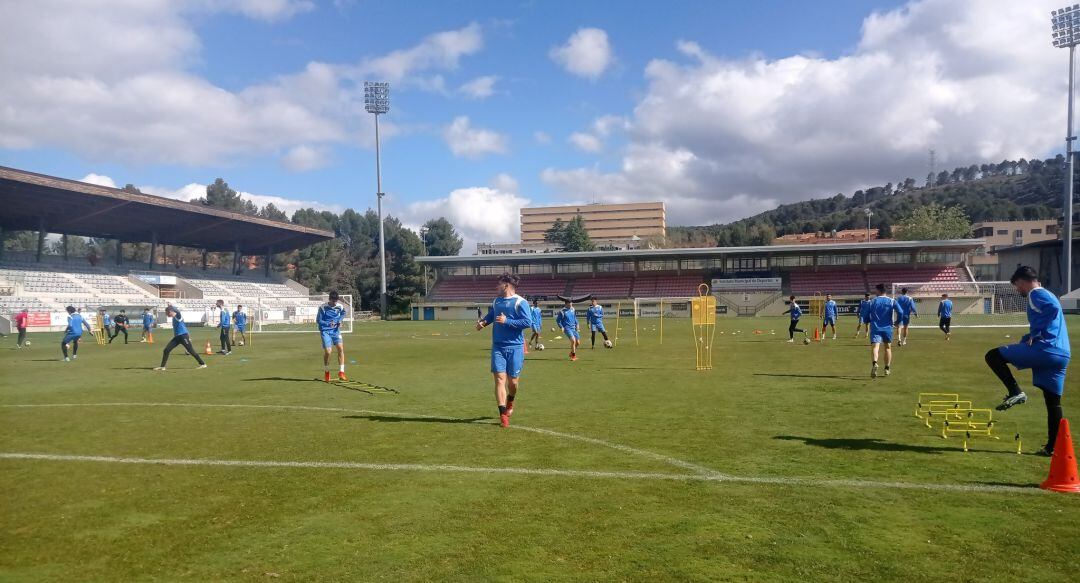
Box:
2;317;1078;581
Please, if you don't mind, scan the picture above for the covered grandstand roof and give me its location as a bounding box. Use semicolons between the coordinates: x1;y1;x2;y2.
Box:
416;239;985;265
0;166;335;254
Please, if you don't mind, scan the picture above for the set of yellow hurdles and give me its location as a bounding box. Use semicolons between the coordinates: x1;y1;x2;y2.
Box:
915;392;1022;454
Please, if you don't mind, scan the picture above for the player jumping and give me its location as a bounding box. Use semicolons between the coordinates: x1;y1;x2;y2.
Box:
821;294;838;340
985;266;1071;456
154;305;207;370
318;291;347;382
475;273;534;428
233;305;248;346
586;298;610;348
60;305;92;362
867;283;898;378
555;298;580;360
528;298;542;350
853;293;871;338
783;295;806;343
894;287;917;346
937;293;953;340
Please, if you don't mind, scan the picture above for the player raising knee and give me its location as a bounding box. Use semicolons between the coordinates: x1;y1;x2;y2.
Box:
937;293;953;340
556;298;580;360
894;287;917;346
317;291;347;382
60;305;92;362
854;293;871;338
821;294;838;340
528;298;543;350
476;273;534;428
985;266;1071;456
587;298;610;348
154;305;206;370
783;295;806;343
867;283;899;378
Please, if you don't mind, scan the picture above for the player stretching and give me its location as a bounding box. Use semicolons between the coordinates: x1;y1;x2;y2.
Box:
140;308;155;342
60;306;92;362
985;266;1071;456
318;291;347;382
215;299;232;355
587;298;611;348
475;273;534;428
894;288;917;346
937;293;953;340
528;298;543;350
867;283;898;378
783;295;806;343
154;306;207;370
233;305;248;346
821;294;838;340
853;293;871;338
556;298;580;360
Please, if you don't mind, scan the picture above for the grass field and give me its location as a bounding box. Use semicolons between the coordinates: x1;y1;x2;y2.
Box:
2;316;1079;581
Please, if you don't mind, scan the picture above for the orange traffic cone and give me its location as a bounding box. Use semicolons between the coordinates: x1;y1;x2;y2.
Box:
147;333;154;344
1040;418;1080;494
812;327;821;342
204;340;213;355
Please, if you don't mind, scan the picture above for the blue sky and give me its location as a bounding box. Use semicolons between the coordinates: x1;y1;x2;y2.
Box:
0;0;1065;251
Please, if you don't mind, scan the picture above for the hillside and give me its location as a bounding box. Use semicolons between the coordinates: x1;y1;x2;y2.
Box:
669;155;1070;247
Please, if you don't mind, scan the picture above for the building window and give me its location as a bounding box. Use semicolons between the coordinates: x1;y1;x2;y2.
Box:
596;261;633;272
771;255;814;267
517;263;552;274
997;230;1008;235
559;262;592;274
1031;228;1042;235
1048;225;1058;235
867;252;909;264
817;254;861;266
680;259;706;270
640;260;678;271
725;257;768;271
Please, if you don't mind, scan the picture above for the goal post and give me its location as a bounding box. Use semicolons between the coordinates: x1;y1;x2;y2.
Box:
632;297;694;344
891;282;1027;328
250;294;355;334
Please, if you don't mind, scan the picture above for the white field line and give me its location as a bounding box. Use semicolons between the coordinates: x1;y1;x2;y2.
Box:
0;403;1046;495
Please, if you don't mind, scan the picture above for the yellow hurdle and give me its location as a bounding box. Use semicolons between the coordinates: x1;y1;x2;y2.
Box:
915;392;961;418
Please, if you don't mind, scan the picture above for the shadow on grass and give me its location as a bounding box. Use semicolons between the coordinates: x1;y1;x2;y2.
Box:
342;414;492;425
243;377;318;383
754;373;865;381
774;435;1017;455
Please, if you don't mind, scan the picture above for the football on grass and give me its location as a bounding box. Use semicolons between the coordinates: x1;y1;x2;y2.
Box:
536;344;545;351
803;338;811;345
604;340;613;348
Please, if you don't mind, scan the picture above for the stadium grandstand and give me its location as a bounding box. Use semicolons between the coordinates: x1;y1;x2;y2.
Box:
413;240;984;321
0;166;338;333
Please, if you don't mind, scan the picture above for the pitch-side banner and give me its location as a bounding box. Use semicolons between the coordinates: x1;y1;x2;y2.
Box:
711;277;782;291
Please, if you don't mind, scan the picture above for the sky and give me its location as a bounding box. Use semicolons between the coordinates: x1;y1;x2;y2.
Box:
0;0;1070;253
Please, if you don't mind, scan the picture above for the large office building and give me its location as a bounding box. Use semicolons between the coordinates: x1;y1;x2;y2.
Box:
969;219;1060;279
519;202;666;245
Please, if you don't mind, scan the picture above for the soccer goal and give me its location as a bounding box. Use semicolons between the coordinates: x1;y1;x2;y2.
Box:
632;297;693;344
891;282;1026;328
250;294;355;334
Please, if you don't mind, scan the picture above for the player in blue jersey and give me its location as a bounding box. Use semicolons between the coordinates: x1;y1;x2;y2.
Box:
867;283;899;378
232;305;248;346
782;295;806;343
154;305;207;370
587;298;611;348
853;293;872;339
820;294;838;340
60;306;93;361
555;298;581;360
937;293;953;340
214;299;232;355
101;309;113;339
985;266;1072;456
527;298;543;350
140;308;155;342
894;288;918;346
476;273;535;428
317;291;347;383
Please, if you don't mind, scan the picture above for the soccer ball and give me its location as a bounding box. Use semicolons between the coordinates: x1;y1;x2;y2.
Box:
803;337;811;345
604;340;613;348
24;340;30;347
536;344;545;351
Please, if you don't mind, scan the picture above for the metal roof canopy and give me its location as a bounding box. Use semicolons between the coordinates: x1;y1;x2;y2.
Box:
0;166;335;254
416;239;986;265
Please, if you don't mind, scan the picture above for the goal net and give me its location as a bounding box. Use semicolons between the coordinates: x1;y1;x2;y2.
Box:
632;297;693;344
250;294;354;333
891;282;1026;328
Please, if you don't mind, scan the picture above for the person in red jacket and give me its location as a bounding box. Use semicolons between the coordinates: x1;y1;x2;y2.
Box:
14;309;29;348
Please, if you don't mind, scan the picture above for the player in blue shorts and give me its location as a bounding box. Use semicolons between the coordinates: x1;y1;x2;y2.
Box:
60;306;93;362
853;293;872;339
985;266;1071;456
867;283;899;378
586;297;611;348
317;291;347;383
232;305;248;346
154;305;207;370
527;298;543;350
476;273;534;428
555;298;581;360
937;293;953;340
820;294;838;340
894;287;918;346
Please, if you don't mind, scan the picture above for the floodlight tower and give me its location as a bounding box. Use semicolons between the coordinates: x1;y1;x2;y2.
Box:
365;81;390;319
865;208;873;243
1052;6;1078;294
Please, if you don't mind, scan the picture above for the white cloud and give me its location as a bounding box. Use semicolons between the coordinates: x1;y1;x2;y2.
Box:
78;173;117;188
533;131;552;144
542;0;1063;226
443;116;508;159
550;27;614;79
0;4;476;166
491;173;519;193
568;132;603;153
405;186;530;253
458;75;498;99
592;114;629;136
281;144;330;172
140;182;344;216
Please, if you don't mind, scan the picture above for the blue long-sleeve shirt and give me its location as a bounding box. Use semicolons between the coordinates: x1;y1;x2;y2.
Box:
218;308;231;327
868;295;898;332
482;294;533;347
938;299;953;318
586;305;604;325
531;306;542;329
142;313;154;328
316;302;345;332
66;314;91;337
896;295;917;317
170;309;189;336
858;299;871;320
784;302;802;321
556;307;579;331
1023;287;1071;358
